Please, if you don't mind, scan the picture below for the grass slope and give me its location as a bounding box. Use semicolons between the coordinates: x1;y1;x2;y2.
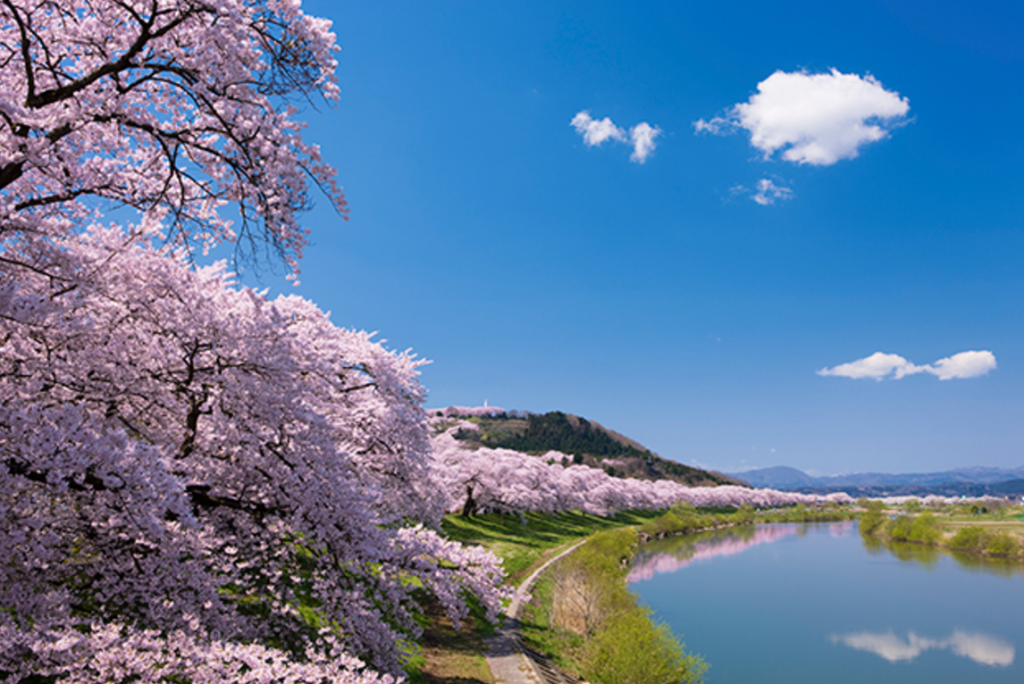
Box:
412;510;662;683
442;509;663;586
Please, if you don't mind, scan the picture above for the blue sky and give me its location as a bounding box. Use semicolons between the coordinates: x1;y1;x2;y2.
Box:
244;0;1024;475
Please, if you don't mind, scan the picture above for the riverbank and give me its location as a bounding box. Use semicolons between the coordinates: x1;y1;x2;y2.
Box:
859;501;1024;560
410;509;663;682
412;503;854;683
516;504;852;683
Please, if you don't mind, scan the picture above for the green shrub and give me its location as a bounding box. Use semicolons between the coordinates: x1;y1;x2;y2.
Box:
583;528;637;566
985;532;1019;557
734;504;756;525
887;515;914;541
908;512;942;544
583;609;706;684
949;526;986;552
858;502;887;536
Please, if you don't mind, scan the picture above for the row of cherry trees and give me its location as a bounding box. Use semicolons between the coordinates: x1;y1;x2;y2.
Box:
0;1;508;681
430;419;855;517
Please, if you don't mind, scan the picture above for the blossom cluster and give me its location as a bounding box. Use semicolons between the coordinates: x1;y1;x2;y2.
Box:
0;0;346;275
0;2;514;680
430;420;854;517
0;227;508;678
0;624;396;684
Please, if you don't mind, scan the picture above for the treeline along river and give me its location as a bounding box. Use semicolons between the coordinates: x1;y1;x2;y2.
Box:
630;523;1024;683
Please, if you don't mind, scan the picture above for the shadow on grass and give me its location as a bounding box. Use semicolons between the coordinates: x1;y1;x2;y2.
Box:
413;597;495;684
443;509;663;583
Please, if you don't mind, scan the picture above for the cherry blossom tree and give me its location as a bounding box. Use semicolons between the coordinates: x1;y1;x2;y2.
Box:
0;228;509;680
430;418;855;517
0;0;345;276
0;2;510;680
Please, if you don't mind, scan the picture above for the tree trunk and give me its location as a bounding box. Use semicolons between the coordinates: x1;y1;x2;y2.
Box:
461;485;477;518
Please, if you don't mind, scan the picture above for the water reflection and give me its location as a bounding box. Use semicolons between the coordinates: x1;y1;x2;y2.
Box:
831;629;1015;667
629;523;854;582
860;530;1024;578
632;522;1024;683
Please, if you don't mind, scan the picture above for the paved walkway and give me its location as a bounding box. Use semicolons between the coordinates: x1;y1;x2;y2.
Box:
484;540;587;684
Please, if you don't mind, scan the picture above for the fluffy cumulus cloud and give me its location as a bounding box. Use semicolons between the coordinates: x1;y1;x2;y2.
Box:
831;630;1014;667
694;69;909;166
571;111;661;163
817;350;997;381
929;350;998;380
571;112;625;147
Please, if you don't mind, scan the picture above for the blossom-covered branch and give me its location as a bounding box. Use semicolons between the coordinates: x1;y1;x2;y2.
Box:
0;0;346;274
0;227;505;676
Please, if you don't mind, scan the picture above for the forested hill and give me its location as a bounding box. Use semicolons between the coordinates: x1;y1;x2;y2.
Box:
443;409;742;488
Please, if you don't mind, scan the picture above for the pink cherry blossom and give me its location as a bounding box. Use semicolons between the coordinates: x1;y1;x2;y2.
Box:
0;0;345;276
430;418;856;517
1;2;515;679
0;229;508;676
628;525;802;582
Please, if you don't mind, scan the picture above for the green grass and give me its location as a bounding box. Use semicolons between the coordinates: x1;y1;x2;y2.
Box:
408;596;495;684
411;510;660;683
519;569;586;673
442;509;663;585
944;516;1024;532
860;506;1024;561
435;505;856;684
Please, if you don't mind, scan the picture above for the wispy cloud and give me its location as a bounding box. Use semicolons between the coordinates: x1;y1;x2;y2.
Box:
751;178;793;205
571;111;661;164
831;630;1014;667
729;178;794;205
817;350;996;381
695;69;909;166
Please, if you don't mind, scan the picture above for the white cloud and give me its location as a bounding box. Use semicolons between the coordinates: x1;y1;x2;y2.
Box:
628;122;661;163
571;111;661;164
831;630;1014;667
571;111;626;146
751;178;793;205
817;350;996;381
929;350;998;380
694;68;909;166
817;352;926;380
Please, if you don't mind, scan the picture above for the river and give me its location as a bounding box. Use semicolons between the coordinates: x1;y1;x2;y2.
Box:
629;522;1024;683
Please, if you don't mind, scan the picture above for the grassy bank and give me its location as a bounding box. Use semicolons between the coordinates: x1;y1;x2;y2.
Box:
442;509;664;586
414;504;854;683
409;509;662;682
517;503;852;684
520;525;707;684
859;501;1024;560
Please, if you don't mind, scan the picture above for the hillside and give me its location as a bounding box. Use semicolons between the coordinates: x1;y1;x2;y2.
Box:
437;408;742;488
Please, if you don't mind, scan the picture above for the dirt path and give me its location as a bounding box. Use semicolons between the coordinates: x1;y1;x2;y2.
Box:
484;539;587;684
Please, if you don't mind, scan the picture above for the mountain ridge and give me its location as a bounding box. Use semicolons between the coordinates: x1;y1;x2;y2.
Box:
729;465;1024;497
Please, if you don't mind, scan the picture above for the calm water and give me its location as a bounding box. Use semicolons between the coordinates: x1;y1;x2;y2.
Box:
630;523;1024;683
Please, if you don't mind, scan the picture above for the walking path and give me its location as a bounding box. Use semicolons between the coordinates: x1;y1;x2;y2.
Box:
484;539;587;684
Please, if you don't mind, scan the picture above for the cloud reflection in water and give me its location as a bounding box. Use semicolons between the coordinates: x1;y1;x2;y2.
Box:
831;630;1015;667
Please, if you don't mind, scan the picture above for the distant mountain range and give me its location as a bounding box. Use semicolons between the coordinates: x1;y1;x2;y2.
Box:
728;465;1024;498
